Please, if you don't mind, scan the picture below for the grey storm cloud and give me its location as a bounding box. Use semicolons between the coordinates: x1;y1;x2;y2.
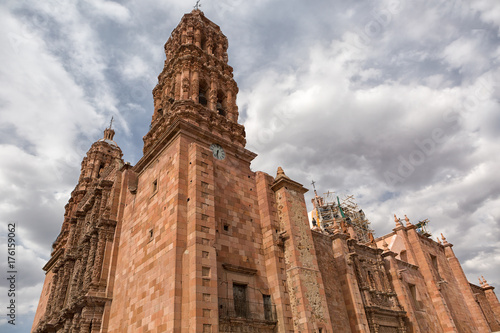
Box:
1;0;499;331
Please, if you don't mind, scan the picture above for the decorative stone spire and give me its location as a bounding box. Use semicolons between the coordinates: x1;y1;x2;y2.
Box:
276;166;290;180
441;233;449;245
482;276;491;288
394;214;403;228
479;277;484;287
404;214;412;227
437;237;442;245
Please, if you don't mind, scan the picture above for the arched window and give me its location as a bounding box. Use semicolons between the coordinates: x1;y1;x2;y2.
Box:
199;81;208;106
217;90;226;116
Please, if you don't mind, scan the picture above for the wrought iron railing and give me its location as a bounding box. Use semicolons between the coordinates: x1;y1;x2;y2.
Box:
218;298;277;322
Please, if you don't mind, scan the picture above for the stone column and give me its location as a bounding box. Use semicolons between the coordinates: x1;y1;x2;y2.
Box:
92;231;106;285
226;89;234;121
191;66;200;102
54;261;70;310
68;258;81;303
67;218;78;249
175;71;182;100
46;267;60;317
209;76;217;112
181;64;190;100
84;235;98;288
78;241;90;293
194;29;201;48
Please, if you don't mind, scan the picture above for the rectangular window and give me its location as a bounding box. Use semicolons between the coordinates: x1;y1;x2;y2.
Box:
408;283;419;309
263;294;272;321
152;179;158;193
233;284;247;318
430;254;441;279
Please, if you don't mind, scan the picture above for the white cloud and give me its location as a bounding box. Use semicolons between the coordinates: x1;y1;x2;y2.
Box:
86;0;131;23
121;55;150;80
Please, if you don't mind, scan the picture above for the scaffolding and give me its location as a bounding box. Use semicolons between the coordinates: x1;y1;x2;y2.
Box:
312;191;374;244
415;219;431;237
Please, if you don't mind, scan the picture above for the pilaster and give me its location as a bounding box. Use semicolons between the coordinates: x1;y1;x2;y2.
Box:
256;171;294;333
271;168;333;332
443;242;490;331
331;233;370;332
185;142;218;333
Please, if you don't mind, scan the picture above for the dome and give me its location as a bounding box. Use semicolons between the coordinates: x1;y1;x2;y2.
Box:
98;138;119;148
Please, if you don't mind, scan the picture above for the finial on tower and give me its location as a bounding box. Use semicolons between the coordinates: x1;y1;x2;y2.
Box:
394;214;403;228
482;276;491;288
103;117;116;141
276;166;290;180
479;277;484;287
194;0;201;10
404;215;412;227
440;233;448;245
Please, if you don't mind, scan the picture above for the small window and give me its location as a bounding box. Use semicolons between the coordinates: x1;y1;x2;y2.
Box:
408;283;419;309
149;229;154;242
430;254;441;279
152;179;158;193
223;224;229;232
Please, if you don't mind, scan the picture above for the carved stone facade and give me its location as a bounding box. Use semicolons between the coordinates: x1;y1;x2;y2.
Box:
32;9;500;333
32;127;124;333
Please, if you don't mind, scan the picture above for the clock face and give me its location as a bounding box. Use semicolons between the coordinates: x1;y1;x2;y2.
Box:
210;143;225;160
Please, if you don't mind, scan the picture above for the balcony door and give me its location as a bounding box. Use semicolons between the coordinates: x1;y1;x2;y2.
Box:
233;284;247;318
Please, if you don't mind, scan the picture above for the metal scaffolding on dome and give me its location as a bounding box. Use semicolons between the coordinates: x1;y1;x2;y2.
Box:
311;190;374;244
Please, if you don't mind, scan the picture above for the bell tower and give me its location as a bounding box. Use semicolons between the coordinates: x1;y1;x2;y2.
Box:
143;9;245;155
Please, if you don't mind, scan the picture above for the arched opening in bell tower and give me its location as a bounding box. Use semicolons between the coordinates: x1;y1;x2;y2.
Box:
216;90;226;116
199;80;209;106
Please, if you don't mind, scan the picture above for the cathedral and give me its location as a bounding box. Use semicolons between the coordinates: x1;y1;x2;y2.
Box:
32;9;500;333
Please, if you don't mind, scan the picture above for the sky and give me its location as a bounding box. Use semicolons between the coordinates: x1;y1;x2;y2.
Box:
0;0;499;331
